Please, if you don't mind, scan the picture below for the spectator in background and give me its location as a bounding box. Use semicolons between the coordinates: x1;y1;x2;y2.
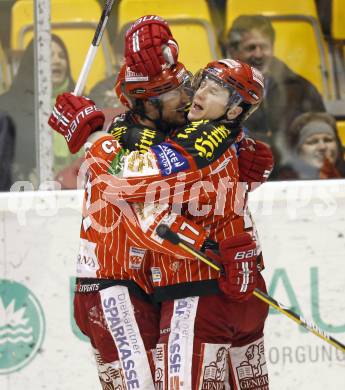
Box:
0;39;37;185
0;111;15;191
278;112;345;180
50;35;82;179
0;35;82;189
89;65;121;109
224;15;326;148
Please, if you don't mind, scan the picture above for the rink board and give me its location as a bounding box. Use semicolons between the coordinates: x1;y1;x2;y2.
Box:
0;180;344;389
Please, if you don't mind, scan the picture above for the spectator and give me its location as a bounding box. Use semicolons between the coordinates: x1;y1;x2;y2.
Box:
50;34;81;178
278;112;345;179
0;111;15;191
0;35;79;187
224;15;326;148
89;67;120;109
0;39;36;185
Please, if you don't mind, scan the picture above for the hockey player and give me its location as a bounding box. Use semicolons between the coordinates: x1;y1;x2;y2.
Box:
49;15;273;390
50;59;271;389
101;60;271;390
48;17;190;390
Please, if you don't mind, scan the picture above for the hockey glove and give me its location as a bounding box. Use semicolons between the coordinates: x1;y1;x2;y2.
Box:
125;15;179;76
238;138;274;191
48;93;105;154
207;233;258;302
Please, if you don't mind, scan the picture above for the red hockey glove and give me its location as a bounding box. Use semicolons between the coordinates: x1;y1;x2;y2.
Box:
48;93;105;154
125;15;179;76
207;233;258;302
238;138;274;191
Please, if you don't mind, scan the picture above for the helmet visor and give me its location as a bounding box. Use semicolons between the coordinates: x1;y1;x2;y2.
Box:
192;69;243;109
150;73;194;112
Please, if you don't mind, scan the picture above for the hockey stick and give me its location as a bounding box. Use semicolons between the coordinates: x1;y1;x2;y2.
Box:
156;224;345;353
74;0;116;96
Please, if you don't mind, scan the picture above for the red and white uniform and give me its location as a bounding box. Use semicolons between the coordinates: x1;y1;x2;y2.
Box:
85;119;269;389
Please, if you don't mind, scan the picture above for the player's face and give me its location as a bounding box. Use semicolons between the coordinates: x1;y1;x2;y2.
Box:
51;40;68;89
160;83;192;127
188;78;230;121
299;132;338;168
230;29;273;75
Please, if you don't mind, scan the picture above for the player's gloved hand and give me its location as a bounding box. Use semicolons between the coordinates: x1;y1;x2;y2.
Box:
124;15;179;76
48;93;105;154
207;233;258;301
238;138;274;191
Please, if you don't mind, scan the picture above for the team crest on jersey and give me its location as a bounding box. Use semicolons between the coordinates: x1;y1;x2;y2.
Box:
129;247;146;270
235;341;269;390
169;261;181;273
199;344;230;390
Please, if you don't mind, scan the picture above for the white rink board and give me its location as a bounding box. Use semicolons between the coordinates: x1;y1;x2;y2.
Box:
0;180;345;390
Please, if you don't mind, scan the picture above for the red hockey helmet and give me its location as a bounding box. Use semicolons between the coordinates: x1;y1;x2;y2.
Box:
193;59;264;122
115;64;131;108
115;62;192;107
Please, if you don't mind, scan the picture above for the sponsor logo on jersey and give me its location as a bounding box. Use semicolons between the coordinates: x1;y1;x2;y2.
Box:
94;350;127;388
176;121;233;164
108;148;128;176
0;280;45;374
168;297;198;389
136;128;158;153
200;344;230;390
109;125;127;141
151;267;162;283
76;282;100;293
129;247;146;270
176;120;207;139
151;143;189;176
76;239;99;277
154;344;167;390
194;125;230;160
101;289;143;389
123;150;159;177
235;340;269;390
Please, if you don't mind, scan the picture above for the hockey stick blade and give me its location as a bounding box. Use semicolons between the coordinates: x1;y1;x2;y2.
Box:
157;224;345;353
